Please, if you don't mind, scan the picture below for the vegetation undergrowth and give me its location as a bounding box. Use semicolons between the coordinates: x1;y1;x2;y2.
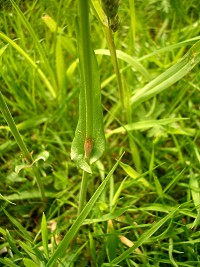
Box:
0;0;200;266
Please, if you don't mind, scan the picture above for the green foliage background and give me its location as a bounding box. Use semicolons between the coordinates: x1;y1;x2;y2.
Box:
0;0;200;266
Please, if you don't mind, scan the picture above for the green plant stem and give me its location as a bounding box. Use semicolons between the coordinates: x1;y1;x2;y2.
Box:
79;0;93;138
78;171;90;214
104;26;125;114
0;91;45;200
76;0;94;213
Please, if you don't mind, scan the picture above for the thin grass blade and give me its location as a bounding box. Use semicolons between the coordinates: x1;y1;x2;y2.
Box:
41;213;49;260
2;208;33;242
108;206;179;266
45;153;123;267
0;31;56;98
131;40;200;107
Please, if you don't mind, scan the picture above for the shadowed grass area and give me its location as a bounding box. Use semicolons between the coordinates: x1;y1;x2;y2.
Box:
0;0;200;266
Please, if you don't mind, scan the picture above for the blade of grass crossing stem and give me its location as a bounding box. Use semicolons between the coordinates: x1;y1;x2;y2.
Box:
131;40;200;107
41;213;49;260
71;0;105;173
45;154;123;267
106;207;179;266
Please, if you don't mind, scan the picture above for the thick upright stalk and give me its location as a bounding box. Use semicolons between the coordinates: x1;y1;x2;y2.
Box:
78;171;90;214
78;0;93;213
79;0;93;139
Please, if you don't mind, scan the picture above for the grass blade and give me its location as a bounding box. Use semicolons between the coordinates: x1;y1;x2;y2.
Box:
23;258;41;267
95;49;150;80
0;31;56;98
41;213;49;260
3;208;33;242
108;206;179;266
45;153;123;267
9;0;57;92
131;40;200;107
0;91;45;199
106;117;187;137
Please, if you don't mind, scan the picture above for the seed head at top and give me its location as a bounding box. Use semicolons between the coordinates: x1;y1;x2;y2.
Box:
101;0;120;32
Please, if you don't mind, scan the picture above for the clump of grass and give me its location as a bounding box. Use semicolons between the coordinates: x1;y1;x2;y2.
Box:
0;0;200;266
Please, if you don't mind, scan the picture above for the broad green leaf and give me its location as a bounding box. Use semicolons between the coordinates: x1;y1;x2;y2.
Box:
71;15;105;173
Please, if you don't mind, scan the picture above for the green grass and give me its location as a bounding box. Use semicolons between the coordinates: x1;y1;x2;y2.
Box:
0;0;200;266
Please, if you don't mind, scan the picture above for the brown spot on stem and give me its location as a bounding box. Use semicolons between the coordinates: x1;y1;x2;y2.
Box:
84;138;93;159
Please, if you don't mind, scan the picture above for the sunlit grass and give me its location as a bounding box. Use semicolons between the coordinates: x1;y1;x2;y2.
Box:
0;0;200;266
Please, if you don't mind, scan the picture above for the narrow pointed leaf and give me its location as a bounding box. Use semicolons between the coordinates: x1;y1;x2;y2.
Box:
109;207;179;266
41;213;49;260
131;40;200;107
45;154;123;267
